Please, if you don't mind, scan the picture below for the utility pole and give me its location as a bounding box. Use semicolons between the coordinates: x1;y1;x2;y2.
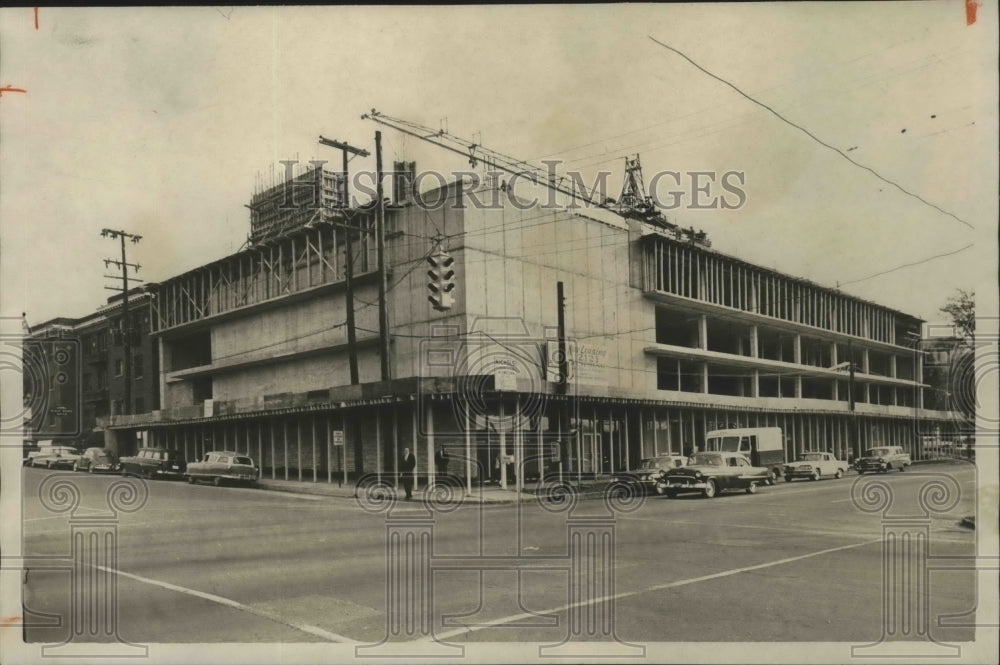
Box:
101;229;143;416
318;136;370;385
375;130;391;382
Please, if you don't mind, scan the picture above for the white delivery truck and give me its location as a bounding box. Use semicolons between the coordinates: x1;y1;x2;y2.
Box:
703;427;785;485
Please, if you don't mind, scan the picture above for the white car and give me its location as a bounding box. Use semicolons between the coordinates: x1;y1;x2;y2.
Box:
784;451;848;481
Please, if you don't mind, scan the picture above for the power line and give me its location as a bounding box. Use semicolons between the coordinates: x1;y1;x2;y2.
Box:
647;35;974;230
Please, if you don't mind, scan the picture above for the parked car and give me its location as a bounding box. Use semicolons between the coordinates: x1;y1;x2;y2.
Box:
609;455;688;496
184;451;259;486
119;447;187;480
74;447;120;474
656;451;770;498
784;451;848;481
854;446;911;474
704;427;785;485
26;446;81;469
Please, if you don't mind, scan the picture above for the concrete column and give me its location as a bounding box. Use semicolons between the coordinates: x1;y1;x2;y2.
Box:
749;325;759;357
638;409;646;459
889;354;897;378
793;334;802;364
701;362;709;394
751;369;760;398
698;314;708;350
426;402;435;491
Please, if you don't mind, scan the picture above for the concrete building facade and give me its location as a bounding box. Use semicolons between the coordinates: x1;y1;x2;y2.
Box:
101;180;961;489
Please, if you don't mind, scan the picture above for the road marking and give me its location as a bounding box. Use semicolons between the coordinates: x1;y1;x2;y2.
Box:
428;537;883;642
95;564;358;643
22;506;109;522
615;514;884;540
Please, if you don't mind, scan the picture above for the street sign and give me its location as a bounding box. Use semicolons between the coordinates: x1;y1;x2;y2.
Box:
332;430;345;447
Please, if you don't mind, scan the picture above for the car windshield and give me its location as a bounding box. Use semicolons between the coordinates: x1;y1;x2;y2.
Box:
640;458;668;470
802;453;823;461
233;456;254;466
865;448;890;457
690;453;723;467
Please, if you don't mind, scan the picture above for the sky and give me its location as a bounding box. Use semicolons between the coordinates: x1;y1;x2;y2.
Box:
1;3;997;328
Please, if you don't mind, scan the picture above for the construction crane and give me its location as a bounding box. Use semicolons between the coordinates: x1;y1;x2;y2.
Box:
362;109;608;209
362;109;710;246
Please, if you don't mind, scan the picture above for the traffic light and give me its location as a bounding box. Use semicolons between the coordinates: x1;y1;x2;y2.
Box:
427;249;456;311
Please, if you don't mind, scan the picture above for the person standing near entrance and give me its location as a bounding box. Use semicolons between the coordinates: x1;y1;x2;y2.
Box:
401;447;416;500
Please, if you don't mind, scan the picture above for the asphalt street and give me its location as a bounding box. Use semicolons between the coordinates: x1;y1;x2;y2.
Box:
18;461;978;649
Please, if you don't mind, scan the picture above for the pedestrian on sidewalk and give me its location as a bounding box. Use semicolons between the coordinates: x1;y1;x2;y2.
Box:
401;447;416;500
435;445;450;480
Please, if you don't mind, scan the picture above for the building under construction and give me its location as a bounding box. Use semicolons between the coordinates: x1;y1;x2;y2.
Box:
99;167;962;490
247;163;346;245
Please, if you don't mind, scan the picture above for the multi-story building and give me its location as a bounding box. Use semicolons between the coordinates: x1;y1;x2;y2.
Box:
100;176;961;488
24;290;159;447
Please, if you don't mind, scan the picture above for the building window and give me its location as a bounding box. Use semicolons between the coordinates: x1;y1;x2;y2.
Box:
134;397;144;414
115;359;124;376
134;354;144;379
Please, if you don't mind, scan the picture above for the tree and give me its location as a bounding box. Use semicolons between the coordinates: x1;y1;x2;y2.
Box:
939;289;975;343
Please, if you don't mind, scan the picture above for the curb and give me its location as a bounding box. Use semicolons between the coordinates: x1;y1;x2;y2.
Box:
254;480;525;505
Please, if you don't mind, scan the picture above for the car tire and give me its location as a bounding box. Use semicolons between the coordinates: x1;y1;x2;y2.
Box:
73;462;79;472
144;469;154;480
88;465;95;474
703;479;717;499
665;490;677;499
835;469;843;479
766;469;777;486
26;459;34;467
213;476;223;487
899;465;905;472
746;482;758;494
785;475;794;482
857;469;865;475
812;470;820;481
186;475;196;484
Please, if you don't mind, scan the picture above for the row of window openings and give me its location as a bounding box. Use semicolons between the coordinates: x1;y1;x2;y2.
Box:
654;311;916;380
655;358;915;406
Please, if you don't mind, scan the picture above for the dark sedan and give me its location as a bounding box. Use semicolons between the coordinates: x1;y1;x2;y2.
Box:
655;451;770;498
74;447;120;473
119;447;187;480
609;455;688;496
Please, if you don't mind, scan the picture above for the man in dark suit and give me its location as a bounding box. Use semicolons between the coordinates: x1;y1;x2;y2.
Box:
401;447;416;500
435;445;450;479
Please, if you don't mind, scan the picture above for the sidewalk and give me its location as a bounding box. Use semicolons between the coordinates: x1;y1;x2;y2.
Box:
254;477;556;504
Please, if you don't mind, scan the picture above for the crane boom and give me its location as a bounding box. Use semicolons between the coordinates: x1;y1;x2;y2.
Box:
361;109;710;247
361;109;608;209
